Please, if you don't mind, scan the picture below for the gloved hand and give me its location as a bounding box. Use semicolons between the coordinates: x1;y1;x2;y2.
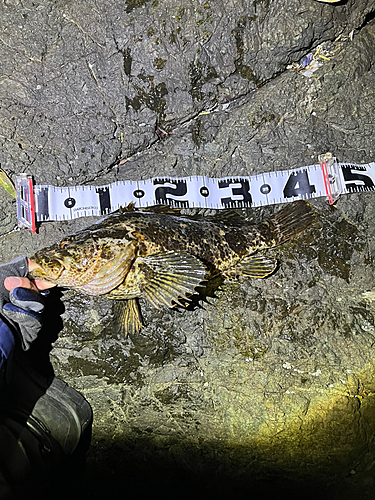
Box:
0;257;45;359
2;287;45;351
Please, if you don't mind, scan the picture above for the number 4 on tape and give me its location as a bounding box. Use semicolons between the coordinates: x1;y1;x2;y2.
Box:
16;154;374;232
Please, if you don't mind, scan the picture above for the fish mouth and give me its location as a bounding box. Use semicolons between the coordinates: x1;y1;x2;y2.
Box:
29;251;66;282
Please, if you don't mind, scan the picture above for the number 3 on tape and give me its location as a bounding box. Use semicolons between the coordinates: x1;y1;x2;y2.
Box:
15;154;375;231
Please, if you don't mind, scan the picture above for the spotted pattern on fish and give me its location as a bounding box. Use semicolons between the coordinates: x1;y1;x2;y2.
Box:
29;200;315;335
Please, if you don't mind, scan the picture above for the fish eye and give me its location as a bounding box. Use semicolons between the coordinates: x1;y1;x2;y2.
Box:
60;240;70;249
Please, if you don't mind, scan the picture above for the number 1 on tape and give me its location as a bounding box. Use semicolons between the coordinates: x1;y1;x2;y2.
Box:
15;154;375;232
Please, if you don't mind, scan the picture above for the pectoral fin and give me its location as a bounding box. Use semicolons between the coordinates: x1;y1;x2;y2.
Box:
114;299;143;336
138;251;207;308
233;254;277;278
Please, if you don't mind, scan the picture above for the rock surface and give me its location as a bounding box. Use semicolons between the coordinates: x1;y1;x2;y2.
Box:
1;0;375;498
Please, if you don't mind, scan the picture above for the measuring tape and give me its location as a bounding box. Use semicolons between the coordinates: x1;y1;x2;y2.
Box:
15;154;375;233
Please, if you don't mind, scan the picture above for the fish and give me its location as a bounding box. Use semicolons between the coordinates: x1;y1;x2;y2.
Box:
29;200;315;336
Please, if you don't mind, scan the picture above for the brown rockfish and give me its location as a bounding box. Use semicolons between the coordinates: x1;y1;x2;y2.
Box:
29;200;315;335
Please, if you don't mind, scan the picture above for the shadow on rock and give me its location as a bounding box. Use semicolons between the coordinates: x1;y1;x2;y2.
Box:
61;435;375;500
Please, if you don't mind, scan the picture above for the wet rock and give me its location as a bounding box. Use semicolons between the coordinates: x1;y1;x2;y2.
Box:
0;0;375;498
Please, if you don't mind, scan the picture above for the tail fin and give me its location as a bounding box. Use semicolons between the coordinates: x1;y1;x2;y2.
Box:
262;200;316;246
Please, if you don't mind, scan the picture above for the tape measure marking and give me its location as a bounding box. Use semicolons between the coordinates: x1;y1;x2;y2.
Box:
15;159;375;232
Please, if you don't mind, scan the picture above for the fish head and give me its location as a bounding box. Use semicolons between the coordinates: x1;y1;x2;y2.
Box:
30;232;137;294
31;249;66;282
31;235;99;282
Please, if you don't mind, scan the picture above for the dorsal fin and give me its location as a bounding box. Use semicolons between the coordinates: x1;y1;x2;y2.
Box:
139;204;182;215
204;210;247;226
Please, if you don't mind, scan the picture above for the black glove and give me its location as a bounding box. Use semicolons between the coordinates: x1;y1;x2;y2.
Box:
0;257;45;351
